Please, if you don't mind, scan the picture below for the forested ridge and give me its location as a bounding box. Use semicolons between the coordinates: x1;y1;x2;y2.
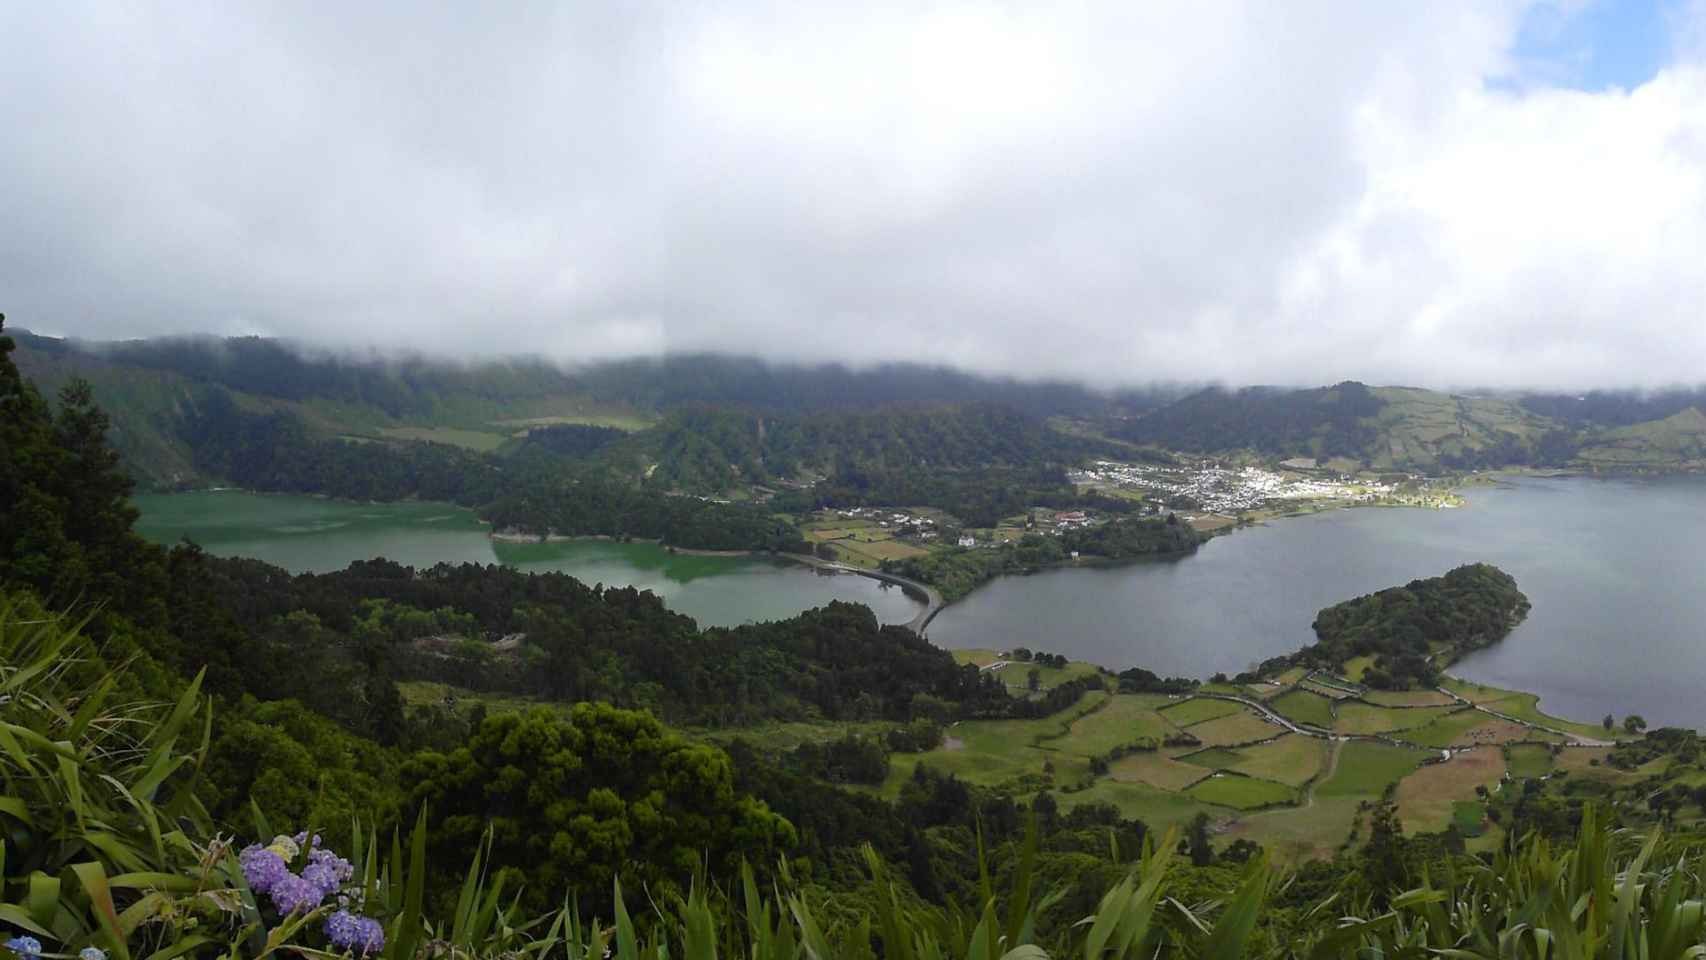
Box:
1240;563;1531;690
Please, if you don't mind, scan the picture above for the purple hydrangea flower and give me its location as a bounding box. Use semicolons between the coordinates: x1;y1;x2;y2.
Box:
306;848;354;890
326;910;385;954
240;845;291;895
269;872;323;914
80;949;108;960
5;937;42;960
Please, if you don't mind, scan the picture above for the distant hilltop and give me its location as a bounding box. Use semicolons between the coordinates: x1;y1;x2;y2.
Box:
11;328;1706;490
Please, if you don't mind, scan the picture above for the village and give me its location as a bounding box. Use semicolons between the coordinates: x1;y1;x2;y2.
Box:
1068;459;1463;518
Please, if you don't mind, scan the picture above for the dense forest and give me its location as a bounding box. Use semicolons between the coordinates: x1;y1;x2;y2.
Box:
1241;563;1532;690
885;517;1202;601
1111;381;1387;460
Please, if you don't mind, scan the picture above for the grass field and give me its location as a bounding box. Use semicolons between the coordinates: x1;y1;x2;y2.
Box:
1269;689;1335;728
1440;677;1516;704
1362;689;1457;707
1473;689;1625;741
1057;779;1209;831
1107;751;1213;791
1060;694;1176;755
1189;774;1295;810
834;538;930;562
1395;748;1506;832
1341;656;1374;681
1301;679;1358;700
377;425;509;451
1505;742;1555;779
1333;702;1457;736
1159;697;1244;726
1226;795;1366;862
1222;734;1330;787
880;691;1107;795
1316;741;1429;798
1452;800;1489;837
1402;708;1491;748
1184;710;1284;747
1180;747;1245;769
493;412;653;432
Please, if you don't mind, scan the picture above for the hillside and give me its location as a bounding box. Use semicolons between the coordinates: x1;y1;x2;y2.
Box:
17;329;1706;489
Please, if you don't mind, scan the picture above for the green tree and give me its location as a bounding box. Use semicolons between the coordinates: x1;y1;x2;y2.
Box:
402;703;795;911
1625;714;1648;734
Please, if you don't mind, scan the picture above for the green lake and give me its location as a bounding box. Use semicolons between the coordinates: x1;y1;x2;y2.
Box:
131;490;925;629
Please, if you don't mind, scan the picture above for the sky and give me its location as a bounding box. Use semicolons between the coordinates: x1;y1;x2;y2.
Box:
2;1;1704;390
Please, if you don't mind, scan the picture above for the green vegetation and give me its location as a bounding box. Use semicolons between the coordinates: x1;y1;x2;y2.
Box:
1188;774;1295;809
1316;741;1429;797
1268;689;1334;728
20;315;1706;958
1399;708;1490;748
1246;564;1530;690
885;516;1201;601
1332;701;1457;736
1157;697;1243;726
1506;742;1556;779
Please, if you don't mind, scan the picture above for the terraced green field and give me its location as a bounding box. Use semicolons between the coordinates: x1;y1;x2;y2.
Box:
1505;742;1555;779
1185;710;1283;746
1190;774;1295;810
1333;702;1458;736
1159;697;1244;726
1222;734;1330;787
1316;741;1429;797
1402;708;1491;748
1269;689;1335;728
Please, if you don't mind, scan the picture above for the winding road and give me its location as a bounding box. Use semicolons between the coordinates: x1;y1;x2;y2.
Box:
781;554;944;634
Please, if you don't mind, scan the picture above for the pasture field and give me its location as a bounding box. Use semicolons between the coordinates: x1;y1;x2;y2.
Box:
1184;710;1284;747
1222;734;1330;787
976;656;1103;693
1341;656;1374;681
1061;694;1177;755
1452;801;1489;837
377;425;509;451
835;538;930;562
1302;678;1358;699
1180;747;1245;769
1056;779;1208;830
1226;795;1367;862
1107;751;1213;791
1316;741;1429;797
1395;748;1506;832
1474;689;1629;741
1269;689;1335;728
879;690;1107;795
1441;677;1522;705
1159;697;1244;726
1402;708;1491;748
1189;774;1295;810
1272;667;1309;685
1505;742;1555;779
1333;702;1457;736
1363;689;1457;707
493;412;653;432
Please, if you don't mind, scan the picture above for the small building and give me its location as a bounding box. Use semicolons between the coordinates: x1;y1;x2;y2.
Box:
958;535;977;548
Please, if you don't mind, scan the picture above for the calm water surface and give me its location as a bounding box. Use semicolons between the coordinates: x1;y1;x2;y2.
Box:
926;476;1706;729
137;479;1706;727
131;491;925;629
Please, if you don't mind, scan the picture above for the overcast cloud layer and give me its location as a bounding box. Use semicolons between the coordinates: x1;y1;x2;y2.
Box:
3;2;1704;389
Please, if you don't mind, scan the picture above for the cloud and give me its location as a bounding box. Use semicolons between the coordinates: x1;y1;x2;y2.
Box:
0;1;1701;389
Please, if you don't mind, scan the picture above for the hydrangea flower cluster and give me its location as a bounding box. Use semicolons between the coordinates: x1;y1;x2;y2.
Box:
4;936;41;960
238;833;383;954
324;910;386;953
